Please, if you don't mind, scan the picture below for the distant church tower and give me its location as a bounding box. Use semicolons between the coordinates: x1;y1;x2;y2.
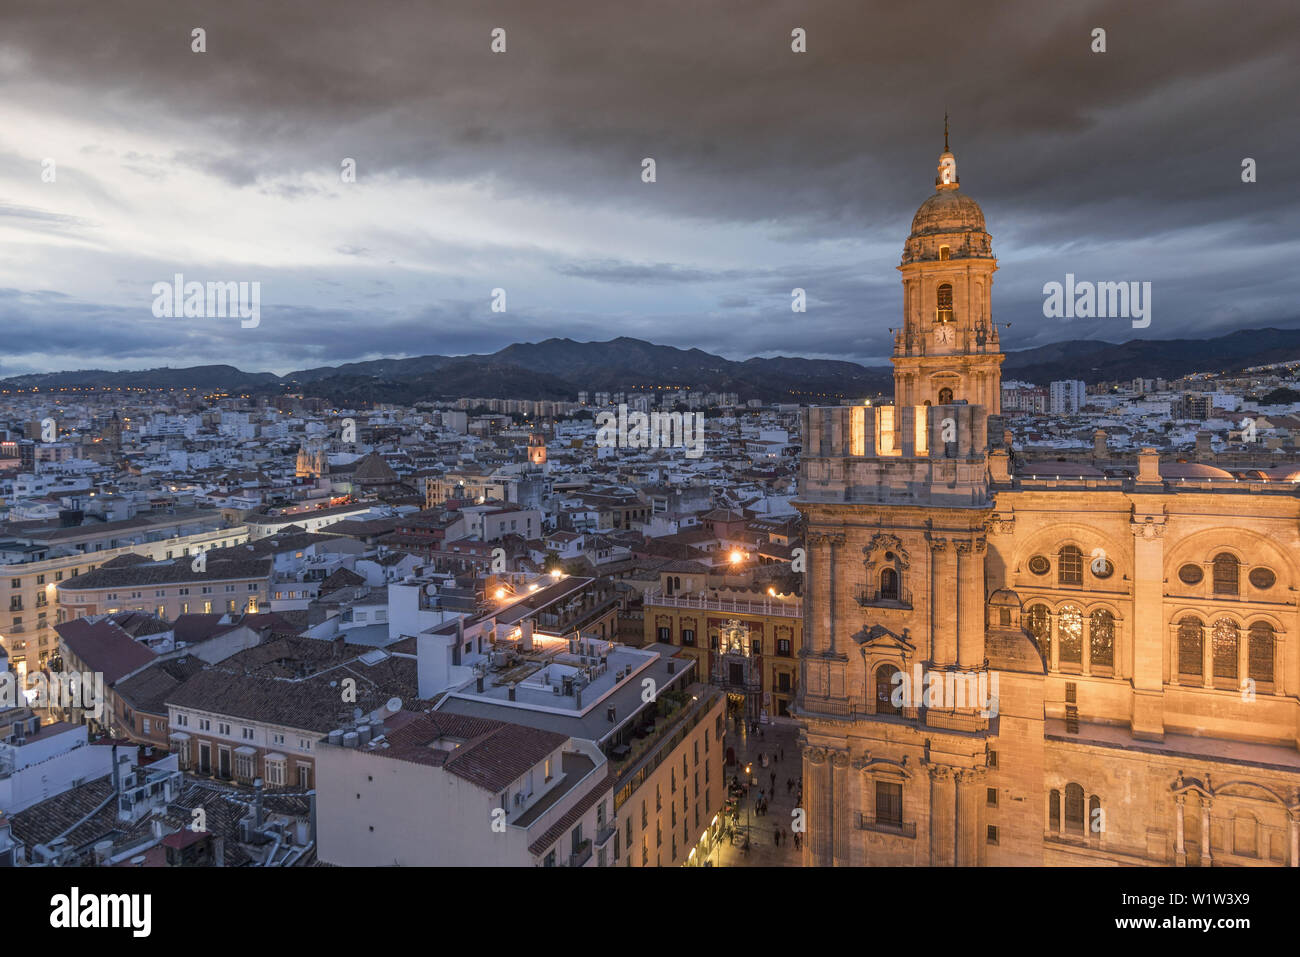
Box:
102;411;122;450
892;120;1003;412
527;432;547;468
296;441;331;478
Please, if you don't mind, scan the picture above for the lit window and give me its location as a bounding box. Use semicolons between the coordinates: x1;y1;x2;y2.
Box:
851;406;866;456
876;406;899;457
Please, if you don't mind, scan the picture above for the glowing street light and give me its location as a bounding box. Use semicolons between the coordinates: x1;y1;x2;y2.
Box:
729;549;744;565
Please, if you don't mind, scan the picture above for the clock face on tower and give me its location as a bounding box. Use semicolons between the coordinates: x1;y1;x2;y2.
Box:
935;323;955;346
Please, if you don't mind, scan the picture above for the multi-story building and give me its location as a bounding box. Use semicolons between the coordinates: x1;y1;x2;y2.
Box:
165;635;423;790
1049;380;1087;415
643;589;802;719
795;138;1300;867
56;555;273;620
1;511;249;677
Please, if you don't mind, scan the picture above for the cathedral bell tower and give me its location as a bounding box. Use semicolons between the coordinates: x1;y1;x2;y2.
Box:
893;120;1003;412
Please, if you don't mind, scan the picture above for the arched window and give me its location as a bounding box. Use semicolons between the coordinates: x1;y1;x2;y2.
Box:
1049;789;1061;832
1090;609;1115;668
1025;604;1051;657
935;283;954;323
1088;795;1102;835
665;577;674;596
1212;618;1239;681
1248;622;1275;682
1213;553;1239;595
880;567;900;601
1178;616;1203;676
1058;606;1083;666
1065;783;1085;833
938;387;954;405
938;245;951;261
875;664;902;715
1058;545;1083;586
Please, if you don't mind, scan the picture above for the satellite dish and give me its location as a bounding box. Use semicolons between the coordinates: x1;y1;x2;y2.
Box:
386;697;402;713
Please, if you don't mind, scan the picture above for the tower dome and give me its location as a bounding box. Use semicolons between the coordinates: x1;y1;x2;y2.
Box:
902;119;992;265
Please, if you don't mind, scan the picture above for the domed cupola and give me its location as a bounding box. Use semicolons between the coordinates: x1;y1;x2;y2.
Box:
902;117;993;265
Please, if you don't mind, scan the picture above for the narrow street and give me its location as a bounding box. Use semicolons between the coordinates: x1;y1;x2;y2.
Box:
708;715;803;867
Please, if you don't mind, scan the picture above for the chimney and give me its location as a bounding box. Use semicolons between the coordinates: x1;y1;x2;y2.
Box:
508;684;516;701
1093;429;1108;459
988;449;1012;483
1137;447;1162;485
476;674;485;692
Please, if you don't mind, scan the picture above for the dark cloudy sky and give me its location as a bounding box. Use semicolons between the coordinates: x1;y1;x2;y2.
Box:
1;0;1297;376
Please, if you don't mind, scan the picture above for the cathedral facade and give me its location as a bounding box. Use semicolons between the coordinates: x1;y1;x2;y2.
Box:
794;141;1300;866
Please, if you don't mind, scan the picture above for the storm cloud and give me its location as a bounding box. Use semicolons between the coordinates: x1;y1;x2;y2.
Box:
0;0;1296;374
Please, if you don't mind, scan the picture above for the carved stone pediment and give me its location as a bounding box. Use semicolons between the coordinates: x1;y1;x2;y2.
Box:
863;533;909;571
852;624;915;654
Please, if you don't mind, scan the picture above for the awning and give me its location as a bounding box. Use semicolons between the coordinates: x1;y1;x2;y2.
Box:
234;745;256;756
169;731;191;742
265;752;286;762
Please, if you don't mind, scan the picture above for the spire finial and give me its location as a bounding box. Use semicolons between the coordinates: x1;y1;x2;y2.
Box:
944;112;949;152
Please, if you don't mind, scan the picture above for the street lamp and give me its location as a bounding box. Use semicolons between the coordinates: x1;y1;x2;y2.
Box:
743;762;754;845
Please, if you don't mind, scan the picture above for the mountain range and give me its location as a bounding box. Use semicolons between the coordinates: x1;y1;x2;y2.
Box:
4;328;1299;405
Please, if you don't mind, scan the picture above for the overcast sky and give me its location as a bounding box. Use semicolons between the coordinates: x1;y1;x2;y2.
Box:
1;0;1297;376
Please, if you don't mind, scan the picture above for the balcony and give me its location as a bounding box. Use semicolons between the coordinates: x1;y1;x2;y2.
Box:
857;813;916;838
856;587;912;611
644;589;801;619
568;841;593;868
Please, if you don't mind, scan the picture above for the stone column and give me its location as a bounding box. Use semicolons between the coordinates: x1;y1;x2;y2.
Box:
929;537;955;665
1130;519;1166;739
954;769;981;866
824;533;844;656
831;751;851;866
1175;795;1186;866
804;531;824;656
956;538;985;670
1201;800;1212;866
928;765;955;865
805;747;833;866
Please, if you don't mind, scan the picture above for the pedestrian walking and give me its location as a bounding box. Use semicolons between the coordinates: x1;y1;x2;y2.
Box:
770;771;776;790
773;826;780;845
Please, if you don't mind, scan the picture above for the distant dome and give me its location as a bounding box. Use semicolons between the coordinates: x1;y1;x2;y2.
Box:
1020;462;1105;478
353;452;397;486
1161;462;1234;480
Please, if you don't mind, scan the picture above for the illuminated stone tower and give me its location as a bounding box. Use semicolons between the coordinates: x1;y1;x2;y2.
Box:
892;122;1003;412
793;130;1037;866
527;432;547;468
